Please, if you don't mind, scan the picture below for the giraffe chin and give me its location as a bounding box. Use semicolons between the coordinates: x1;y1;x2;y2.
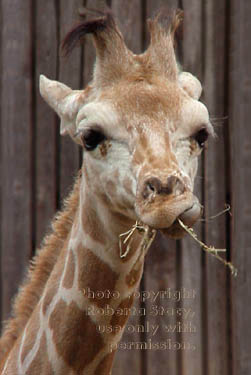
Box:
137;198;201;240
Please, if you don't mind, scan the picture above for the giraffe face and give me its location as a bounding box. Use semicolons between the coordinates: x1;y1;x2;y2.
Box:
40;71;213;238
74;75;213;237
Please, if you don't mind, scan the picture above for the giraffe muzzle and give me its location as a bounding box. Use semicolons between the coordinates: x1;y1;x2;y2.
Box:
135;174;201;234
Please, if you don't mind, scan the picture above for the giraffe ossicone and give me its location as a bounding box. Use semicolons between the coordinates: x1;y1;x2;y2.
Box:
0;9;214;374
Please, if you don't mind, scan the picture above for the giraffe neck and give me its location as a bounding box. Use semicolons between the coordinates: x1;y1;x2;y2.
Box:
3;176;146;375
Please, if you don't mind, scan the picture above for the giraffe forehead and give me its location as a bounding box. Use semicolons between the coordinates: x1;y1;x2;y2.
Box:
107;79;184;124
114;83;211;142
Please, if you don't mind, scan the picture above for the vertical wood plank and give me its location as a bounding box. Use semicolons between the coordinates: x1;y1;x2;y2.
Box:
147;0;179;21
112;0;142;54
35;0;58;247
229;1;251;374
58;0;82;203
0;0;3;329
179;2;204;374
0;0;33;320
203;1;229;375
111;1;142;373
144;2;179;375
145;236;178;375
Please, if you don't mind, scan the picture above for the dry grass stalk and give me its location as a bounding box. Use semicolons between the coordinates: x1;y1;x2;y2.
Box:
119;214;237;278
178;219;238;277
199;204;231;222
119;222;157;259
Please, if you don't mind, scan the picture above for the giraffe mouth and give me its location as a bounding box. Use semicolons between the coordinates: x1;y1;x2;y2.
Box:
136;195;201;239
136;190;201;230
160;201;201;239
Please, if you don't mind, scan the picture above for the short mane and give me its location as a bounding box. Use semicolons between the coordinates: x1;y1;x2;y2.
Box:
62;9;116;56
0;173;80;364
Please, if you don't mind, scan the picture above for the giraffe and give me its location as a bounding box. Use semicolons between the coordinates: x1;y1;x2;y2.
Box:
0;9;214;375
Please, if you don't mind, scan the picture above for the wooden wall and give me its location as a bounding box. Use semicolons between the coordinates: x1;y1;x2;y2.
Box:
0;0;250;374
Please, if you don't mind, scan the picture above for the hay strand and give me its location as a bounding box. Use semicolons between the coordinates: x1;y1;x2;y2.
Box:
178;219;238;277
199;204;232;222
119;222;156;259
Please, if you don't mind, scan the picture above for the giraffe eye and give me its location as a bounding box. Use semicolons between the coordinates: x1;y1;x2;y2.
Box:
82;129;106;151
193;128;209;148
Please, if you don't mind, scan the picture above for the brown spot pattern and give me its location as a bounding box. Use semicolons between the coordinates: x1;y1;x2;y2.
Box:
99;191;110;206
77;246;118;308
139;132;148;149
132;149;144;165
62;250;75;289
112;169;120;180
99;142;108;157
42;247;66;315
110;297;134;330
94;351;115;375
42;284;56;316
1;342;19;374
21;307;40;364
26;333;53;374
105;180;117;197
123;177;133;196
82;197;106;245
49;299;104;372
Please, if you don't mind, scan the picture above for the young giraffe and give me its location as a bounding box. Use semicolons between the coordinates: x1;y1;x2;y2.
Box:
0;10;213;375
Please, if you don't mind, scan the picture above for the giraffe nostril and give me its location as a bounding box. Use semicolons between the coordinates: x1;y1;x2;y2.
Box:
166;176;185;196
142;177;162;199
148;182;156;192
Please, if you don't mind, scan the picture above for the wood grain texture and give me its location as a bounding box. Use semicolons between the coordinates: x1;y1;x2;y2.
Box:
0;0;3;329
203;1;229;375
0;0;33;320
145;235;179;375
112;0;142;54
229;1;251;375
179;1;204;374
35;0;58;247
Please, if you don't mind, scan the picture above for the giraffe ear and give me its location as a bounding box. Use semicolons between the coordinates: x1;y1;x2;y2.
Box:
178;72;202;100
39;75;85;137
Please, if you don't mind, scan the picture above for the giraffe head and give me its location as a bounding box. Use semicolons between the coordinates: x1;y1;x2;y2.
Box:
40;10;213;238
